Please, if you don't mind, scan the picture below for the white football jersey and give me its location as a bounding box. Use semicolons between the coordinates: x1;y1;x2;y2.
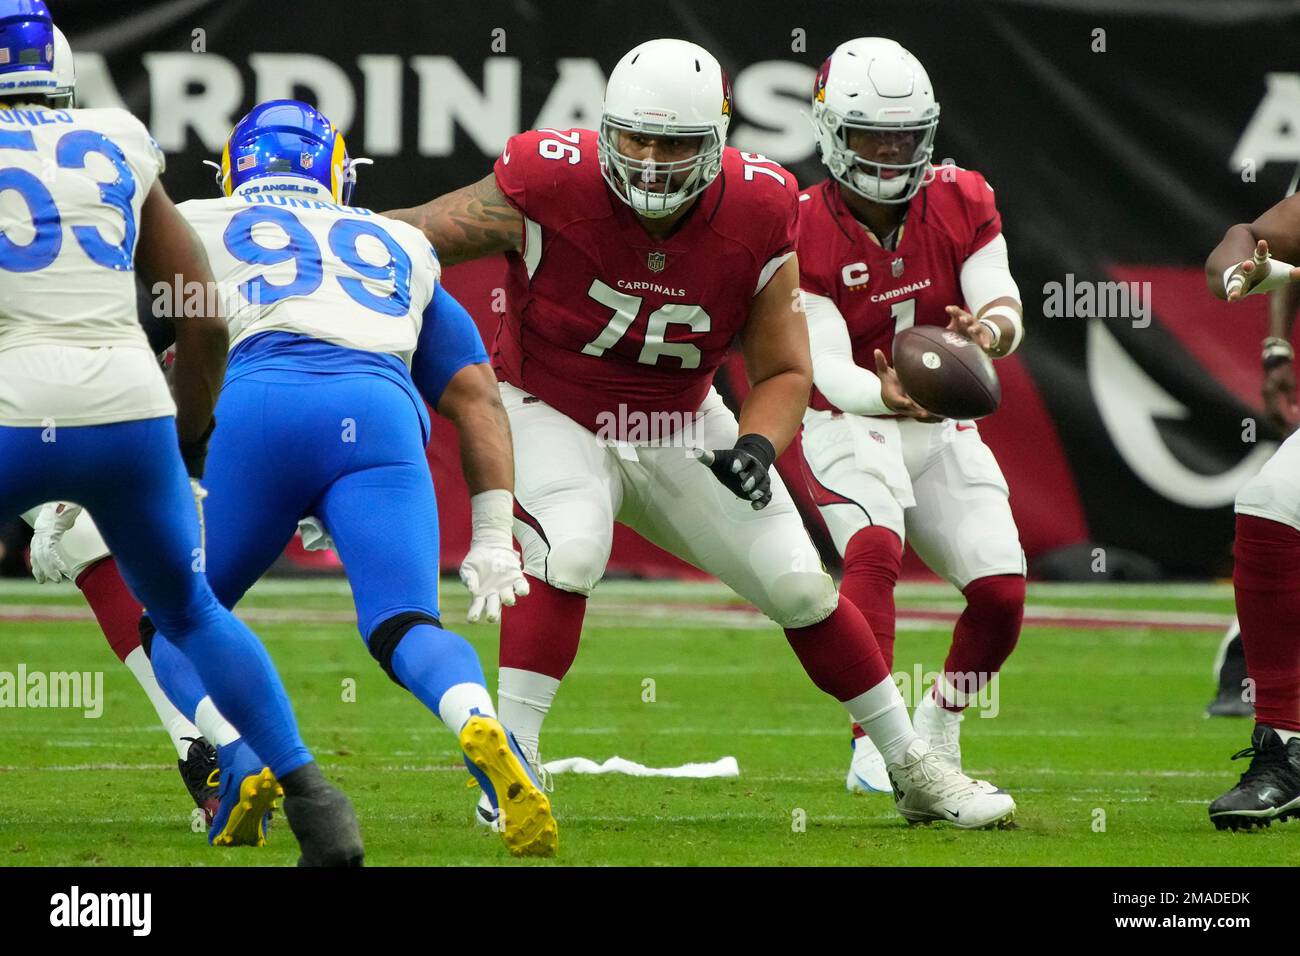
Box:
177;189;440;365
0;105;172;427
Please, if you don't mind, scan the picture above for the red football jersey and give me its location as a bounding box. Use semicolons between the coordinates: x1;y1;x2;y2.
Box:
797;168;1003;413
491;127;799;434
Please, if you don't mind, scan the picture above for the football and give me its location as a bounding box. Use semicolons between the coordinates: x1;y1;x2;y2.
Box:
892;326;1002;419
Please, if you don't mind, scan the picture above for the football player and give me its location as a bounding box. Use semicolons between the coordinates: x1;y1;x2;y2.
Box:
0;0;361;865
389;38;1015;829
797;38;1027;797
1205;282;1299;718
1204;202;1300;828
130;100;554;856
19;24;222;827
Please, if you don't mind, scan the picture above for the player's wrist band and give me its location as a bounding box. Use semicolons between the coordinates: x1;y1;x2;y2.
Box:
734;434;776;471
979;305;1023;356
1262;336;1295;370
1225;258;1297;298
179;418;216;480
977;318;1002;350
470;488;515;548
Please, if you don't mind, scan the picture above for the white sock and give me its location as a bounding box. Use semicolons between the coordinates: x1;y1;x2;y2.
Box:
921;686;962;721
1276;728;1300;744
842;675;919;766
438;681;496;733
497;666;561;763
122;646;200;760
932;676;975;711
193;696;241;747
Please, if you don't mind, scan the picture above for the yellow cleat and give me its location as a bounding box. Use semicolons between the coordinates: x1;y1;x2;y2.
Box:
210;767;283;848
459;715;559;858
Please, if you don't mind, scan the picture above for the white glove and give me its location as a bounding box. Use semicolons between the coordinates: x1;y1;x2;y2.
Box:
298;516;335;552
30;502;82;584
459;490;529;624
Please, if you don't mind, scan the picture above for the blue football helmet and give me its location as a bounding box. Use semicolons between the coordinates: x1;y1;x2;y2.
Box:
217;99;364;203
0;0;57;98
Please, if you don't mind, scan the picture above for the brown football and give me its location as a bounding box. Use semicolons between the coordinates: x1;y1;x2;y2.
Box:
892;326;1001;420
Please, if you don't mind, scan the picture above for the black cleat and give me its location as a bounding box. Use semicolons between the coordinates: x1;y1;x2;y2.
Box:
178;736;221;828
1209;725;1300;830
283;784;365;866
1206;626;1253;718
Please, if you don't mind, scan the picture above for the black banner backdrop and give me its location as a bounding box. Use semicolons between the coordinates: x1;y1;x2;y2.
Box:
34;0;1300;578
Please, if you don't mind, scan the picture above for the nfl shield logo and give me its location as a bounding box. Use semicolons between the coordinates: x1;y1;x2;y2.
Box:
891;258;904;278
300;152;314;170
647;251;666;273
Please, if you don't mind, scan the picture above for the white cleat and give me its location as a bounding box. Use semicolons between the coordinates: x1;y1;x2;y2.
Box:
846;735;892;794
913;693;1005;795
887;739;1016;829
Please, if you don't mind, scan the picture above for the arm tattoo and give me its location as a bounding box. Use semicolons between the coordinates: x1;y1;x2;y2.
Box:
389;174;523;266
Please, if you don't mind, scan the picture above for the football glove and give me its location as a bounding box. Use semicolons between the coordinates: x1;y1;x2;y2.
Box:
459;490;529;624
696;433;777;510
298;516;335;552
30;502;82;584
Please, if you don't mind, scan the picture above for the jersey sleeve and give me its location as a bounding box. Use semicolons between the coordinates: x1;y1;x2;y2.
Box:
957;169;1003;258
112;109;166;189
751;163;800;296
410;283;490;408
493;128;576;220
795;193;835;298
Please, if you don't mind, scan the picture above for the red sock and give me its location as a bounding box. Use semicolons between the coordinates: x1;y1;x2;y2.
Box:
1233;514;1300;733
936;574;1026;712
785;595;889;702
499;575;587;680
75;557;145;664
839;526;902;671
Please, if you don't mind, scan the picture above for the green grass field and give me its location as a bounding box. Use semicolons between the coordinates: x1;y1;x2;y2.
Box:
0;577;1294;866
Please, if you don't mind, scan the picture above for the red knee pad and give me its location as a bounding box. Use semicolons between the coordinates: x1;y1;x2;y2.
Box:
939;574;1026;709
840;526;902;670
499;575;587;681
784;596;889;701
75;557;145;663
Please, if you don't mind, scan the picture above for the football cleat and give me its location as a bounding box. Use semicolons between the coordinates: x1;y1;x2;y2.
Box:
1209;725;1300;831
283;781;365;867
471;743;552;831
912;693;1005;796
177;736;220;828
460;715;558;857
846;734;891;794
1206;623;1253;718
887;739;1016;829
912;694;964;774
209;740;282;847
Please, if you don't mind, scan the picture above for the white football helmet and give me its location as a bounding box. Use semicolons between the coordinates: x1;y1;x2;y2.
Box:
811;37;939;204
49;25;73;108
598;38;732;219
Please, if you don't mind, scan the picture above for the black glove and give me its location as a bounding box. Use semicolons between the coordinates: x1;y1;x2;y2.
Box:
179;418;216;480
698;433;776;510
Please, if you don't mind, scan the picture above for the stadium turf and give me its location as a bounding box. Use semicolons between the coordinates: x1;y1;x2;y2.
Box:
0;578;1294;866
